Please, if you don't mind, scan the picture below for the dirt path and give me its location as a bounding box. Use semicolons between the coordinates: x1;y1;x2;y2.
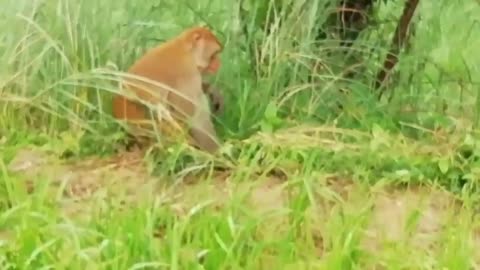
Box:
5;147;480;266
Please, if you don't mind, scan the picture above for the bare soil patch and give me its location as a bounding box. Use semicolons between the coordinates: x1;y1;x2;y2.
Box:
5;147;478;262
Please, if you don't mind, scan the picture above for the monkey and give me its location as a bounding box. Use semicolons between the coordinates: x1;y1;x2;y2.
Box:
113;82;225;150
113;82;224;134
113;26;223;153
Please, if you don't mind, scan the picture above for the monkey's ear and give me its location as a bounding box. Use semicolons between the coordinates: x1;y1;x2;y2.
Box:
192;32;201;42
185;31;201;50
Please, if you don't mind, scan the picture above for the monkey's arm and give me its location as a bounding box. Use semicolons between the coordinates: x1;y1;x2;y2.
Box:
201;82;224;115
189;93;221;153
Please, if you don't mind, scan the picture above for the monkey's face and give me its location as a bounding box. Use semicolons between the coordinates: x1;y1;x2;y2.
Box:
204;52;221;74
189;30;222;74
194;41;221;74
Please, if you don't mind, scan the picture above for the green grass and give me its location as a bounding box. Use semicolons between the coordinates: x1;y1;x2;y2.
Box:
1;0;480;268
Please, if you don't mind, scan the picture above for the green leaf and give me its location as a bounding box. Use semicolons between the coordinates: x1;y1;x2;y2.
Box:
438;158;450;174
371;124;384;139
260;121;273;133
264;101;278;121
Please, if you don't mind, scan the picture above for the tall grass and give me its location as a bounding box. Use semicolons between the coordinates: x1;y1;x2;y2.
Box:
1;0;478;139
1;0;477;140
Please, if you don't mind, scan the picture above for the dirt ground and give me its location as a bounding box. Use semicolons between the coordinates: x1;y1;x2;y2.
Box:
5;147;480;263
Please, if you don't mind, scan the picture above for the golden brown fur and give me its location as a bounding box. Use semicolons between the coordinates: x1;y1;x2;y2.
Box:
113;26;223;153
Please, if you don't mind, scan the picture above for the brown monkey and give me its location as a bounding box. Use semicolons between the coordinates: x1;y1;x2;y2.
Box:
113;26;223;153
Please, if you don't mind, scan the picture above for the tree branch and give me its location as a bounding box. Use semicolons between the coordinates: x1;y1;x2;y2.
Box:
375;0;420;99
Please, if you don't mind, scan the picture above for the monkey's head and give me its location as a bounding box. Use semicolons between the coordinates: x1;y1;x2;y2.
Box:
183;27;223;75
